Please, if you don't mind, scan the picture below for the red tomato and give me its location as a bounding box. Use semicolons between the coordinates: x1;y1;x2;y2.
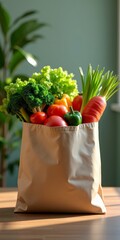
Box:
72;95;83;111
47;104;68;118
30;112;47;124
44;115;68;127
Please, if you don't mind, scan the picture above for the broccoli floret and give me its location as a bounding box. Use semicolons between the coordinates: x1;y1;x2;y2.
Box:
7;92;30;122
21;82;55;113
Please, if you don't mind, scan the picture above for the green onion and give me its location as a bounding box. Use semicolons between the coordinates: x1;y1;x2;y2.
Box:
79;64;104;112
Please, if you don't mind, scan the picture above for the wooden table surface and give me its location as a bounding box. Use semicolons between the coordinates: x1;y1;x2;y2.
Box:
0;187;120;240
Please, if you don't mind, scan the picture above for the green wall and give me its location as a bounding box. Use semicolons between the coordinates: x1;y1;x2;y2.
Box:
2;0;119;186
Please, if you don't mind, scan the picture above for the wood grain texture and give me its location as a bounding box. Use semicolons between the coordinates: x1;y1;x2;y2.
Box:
0;187;120;240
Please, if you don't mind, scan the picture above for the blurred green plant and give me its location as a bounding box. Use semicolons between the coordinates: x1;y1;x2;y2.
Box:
0;2;47;186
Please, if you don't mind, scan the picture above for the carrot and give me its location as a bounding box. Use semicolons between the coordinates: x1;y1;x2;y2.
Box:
82;96;107;123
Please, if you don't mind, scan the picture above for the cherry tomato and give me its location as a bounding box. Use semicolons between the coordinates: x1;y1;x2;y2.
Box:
72;94;83;111
47;104;68;118
30;112;47;124
44;115;68;127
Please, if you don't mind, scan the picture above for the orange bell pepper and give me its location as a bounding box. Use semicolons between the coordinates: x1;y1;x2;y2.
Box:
54;94;72;111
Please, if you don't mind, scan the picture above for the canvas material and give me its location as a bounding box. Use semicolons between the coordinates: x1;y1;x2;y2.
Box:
14;122;106;214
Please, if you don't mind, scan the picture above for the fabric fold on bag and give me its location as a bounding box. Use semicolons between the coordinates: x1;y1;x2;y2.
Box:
14;122;106;214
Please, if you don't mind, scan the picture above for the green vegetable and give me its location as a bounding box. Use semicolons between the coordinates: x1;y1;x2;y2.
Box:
79;65;104;112
31;66;79;99
7;92;30;122
99;70;120;100
0;78;28;114
21;82;54;113
64;106;82;126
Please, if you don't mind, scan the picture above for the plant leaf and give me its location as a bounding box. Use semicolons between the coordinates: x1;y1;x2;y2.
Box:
15;46;38;66
12;10;38;26
0;136;7;144
9;47;37;74
0;44;5;68
23;34;44;43
0;112;7;124
11;34;44;51
10;20;47;48
0;3;10;36
9;51;25;74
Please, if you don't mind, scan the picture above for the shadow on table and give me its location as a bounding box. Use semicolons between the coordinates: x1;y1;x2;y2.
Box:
0;206;104;221
0;210;120;240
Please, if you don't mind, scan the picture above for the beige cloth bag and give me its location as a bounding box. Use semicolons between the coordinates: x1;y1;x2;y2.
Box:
14;122;106;214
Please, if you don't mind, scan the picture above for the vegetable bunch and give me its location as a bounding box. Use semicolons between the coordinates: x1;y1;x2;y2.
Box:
0;66;78;123
0;64;120;126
